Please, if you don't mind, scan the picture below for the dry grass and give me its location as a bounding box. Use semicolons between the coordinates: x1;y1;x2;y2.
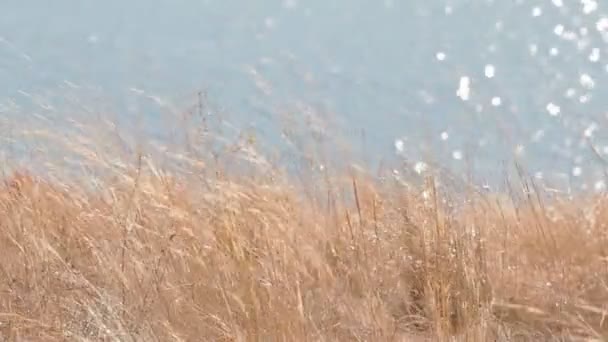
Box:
0;118;607;342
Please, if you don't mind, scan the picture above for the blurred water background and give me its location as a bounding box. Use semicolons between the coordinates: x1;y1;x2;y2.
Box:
2;0;608;192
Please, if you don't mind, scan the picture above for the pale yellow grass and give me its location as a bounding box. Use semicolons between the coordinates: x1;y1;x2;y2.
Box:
0;120;607;341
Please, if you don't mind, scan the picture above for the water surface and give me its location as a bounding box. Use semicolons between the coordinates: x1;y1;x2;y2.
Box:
2;0;608;192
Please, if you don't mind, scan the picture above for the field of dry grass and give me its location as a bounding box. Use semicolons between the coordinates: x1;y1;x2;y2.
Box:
0;114;607;341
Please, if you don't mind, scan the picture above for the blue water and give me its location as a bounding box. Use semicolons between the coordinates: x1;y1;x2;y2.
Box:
2;0;608;192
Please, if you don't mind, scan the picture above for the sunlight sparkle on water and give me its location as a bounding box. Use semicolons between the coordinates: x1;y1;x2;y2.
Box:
584;122;598;137
554;25;565;36
484;64;495;78
597;18;608;33
547;102;561;116
565;88;577;98
589;48;600;62
579;73;595;89
549;47;560;56
581;0;598;14
456;76;471;101
394;139;405;153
